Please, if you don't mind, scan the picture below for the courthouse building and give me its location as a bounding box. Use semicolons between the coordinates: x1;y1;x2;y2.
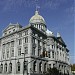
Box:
0;10;71;75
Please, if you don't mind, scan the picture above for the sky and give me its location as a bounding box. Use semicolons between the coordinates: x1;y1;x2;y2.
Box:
0;0;74;64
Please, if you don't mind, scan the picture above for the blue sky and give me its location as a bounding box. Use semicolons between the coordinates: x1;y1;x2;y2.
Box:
0;0;74;64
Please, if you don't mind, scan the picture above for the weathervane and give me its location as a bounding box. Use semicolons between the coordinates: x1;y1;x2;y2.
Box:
35;0;40;11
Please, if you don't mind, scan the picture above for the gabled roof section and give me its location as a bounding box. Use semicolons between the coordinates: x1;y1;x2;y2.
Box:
3;23;22;32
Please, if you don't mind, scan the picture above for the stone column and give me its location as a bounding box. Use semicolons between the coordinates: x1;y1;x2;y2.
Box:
35;34;38;56
54;41;57;60
28;29;32;55
40;41;43;55
14;37;17;58
28;28;32;75
14;35;18;74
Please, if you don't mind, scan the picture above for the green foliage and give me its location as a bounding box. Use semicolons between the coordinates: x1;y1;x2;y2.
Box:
71;64;75;71
44;67;69;75
45;67;59;75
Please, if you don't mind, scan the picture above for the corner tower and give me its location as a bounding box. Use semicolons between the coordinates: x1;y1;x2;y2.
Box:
29;10;47;33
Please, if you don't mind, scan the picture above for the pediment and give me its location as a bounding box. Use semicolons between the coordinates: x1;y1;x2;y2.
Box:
3;24;16;32
3;23;22;32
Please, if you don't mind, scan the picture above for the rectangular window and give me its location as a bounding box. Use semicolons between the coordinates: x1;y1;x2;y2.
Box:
18;48;21;56
52;45;54;49
48;51;51;58
25;30;28;35
24;47;28;54
7;50;9;58
24;37;28;43
11;48;14;57
6;43;10;58
2;44;5;59
32;47;35;55
3;53;5;59
18;39;22;45
60;52;61;56
52;52;54;58
11;41;14;47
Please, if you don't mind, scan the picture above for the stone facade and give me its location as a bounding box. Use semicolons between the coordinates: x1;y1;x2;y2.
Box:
0;11;71;75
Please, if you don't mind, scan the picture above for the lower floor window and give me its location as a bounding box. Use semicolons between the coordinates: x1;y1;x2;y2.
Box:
44;63;46;71
17;62;20;73
39;62;42;72
4;63;7;73
9;63;12;73
33;61;36;72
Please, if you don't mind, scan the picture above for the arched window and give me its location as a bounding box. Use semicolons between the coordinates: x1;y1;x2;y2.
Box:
44;63;46;72
24;61;28;70
17;61;20;73
33;61;37;72
4;63;7;73
9;62;12;73
39;62;42;72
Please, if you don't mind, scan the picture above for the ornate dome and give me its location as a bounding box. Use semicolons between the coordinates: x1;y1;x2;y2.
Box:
29;11;46;24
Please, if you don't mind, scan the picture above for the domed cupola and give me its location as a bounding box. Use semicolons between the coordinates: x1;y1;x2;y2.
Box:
29;11;47;32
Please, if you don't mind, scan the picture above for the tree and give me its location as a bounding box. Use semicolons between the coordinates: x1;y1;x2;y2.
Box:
45;67;69;75
71;64;75;71
45;67;59;75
